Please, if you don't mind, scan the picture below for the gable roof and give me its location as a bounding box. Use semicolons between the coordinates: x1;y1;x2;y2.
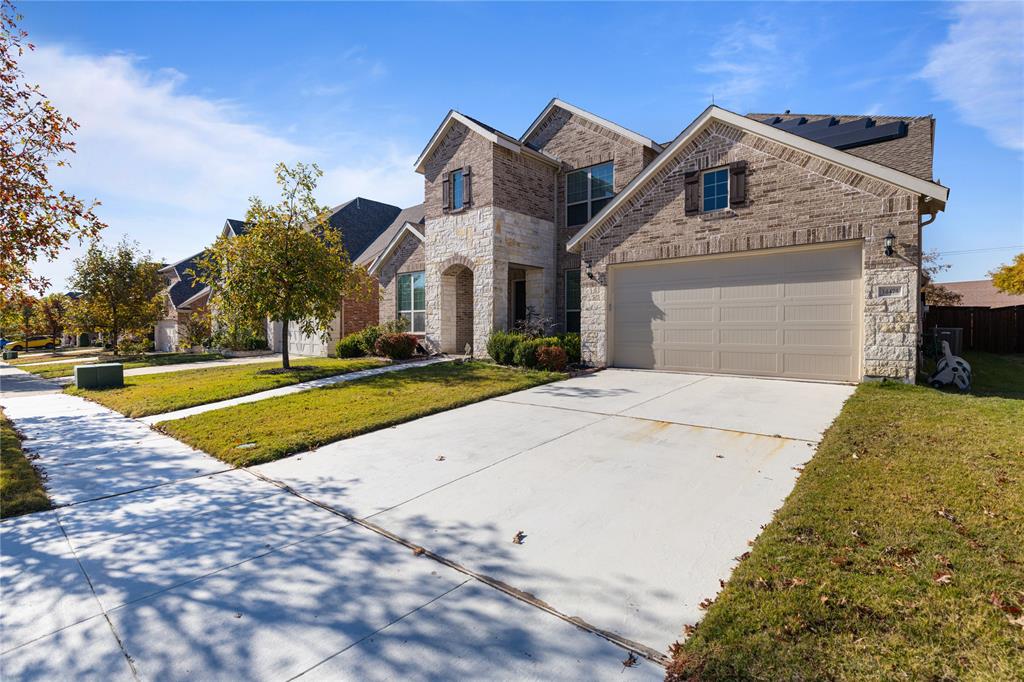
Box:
567;105;949;253
521;98;663;152
323;197;402;259
222;218;247;237
414;110;559;174
355;203;425;267
366;221;425;275
163;250;211;309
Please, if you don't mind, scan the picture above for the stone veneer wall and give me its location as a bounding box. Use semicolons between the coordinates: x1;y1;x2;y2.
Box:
576;121;923;382
524;107;658;331
425;206;496;356
493;206;556;328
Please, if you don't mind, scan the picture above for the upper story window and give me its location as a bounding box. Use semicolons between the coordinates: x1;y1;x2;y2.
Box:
702;168;729;212
397;271;426;333
566;161;614;227
442;167;471;213
451;170;465;210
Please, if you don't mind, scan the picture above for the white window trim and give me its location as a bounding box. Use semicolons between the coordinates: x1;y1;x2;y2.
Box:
701;166;730;213
564;268;581;332
396;271;426;334
566;162;614;227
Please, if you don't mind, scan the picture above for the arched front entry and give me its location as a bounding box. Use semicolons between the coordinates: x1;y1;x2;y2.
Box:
440;263;474;354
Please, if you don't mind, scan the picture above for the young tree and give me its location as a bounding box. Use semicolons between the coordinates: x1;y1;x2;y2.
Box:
920;250;962;306
197;162;358;369
33;292;69;346
990;253;1024;296
1;1;105;293
68;239;164;352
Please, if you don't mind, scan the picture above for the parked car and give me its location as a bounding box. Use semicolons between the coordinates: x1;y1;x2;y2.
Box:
4;335;56;351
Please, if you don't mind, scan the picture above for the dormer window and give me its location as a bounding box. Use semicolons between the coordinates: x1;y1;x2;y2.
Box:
566;161;614;227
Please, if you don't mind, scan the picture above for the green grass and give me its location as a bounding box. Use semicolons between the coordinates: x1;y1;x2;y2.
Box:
962;352;1024;398
159;361;562;466
6;350;102;365
1;409;51;519
670;358;1024;680
20;352;226;379
66;357;385;418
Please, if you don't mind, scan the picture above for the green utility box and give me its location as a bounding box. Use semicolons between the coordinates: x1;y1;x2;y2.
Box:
3;350;18;360
75;363;124;389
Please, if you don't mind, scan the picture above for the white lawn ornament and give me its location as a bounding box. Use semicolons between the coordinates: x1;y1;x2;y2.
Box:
927;340;971;392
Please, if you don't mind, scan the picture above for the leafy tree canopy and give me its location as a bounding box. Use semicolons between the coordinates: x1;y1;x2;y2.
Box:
68;238;163;352
989;253;1024;296
196;162;369;368
1;1;105;293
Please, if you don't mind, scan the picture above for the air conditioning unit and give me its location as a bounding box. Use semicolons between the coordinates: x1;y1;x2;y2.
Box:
934;327;963;357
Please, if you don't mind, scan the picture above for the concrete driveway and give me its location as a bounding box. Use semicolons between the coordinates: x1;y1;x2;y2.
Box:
1;366;852;679
254;369;854;655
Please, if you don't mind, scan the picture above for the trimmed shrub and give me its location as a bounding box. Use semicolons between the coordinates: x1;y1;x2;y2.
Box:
536;345;567;372
374;333;418;360
335;334;364;358
557;333;581;364
486;330;524;365
357;319;408;356
512;336;559;368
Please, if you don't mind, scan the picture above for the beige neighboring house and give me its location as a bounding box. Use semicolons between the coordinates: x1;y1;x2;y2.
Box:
155;252;211;352
938;279;1024;308
367;99;949;383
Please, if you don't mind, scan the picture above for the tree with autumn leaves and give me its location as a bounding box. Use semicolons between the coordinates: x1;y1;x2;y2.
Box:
196;162;368;370
1;0;105;296
989;253;1024;296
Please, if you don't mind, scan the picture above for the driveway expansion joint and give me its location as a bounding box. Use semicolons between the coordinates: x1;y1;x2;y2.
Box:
242;464;670;668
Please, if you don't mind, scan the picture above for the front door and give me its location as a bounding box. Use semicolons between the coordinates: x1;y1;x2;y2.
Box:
511;279;527;328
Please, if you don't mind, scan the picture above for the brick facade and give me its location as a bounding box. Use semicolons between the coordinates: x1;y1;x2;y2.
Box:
523;108;659;331
576;121;923;382
376;231;425;328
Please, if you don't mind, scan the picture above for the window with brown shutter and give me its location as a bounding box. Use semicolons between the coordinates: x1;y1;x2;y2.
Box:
729;161;748;207
684;171;699;215
442;175;450;211
463;166;472;208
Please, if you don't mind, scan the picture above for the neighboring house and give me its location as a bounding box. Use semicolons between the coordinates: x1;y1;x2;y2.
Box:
221;198;403;357
936;279;1024;308
368;99;948;383
155;252;211;352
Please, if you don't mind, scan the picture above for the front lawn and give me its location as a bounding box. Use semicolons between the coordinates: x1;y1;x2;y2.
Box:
159;361;562;467
67;357;385;418
670;359;1024;679
0;409;51;518
21;352;226;379
5;350;102;365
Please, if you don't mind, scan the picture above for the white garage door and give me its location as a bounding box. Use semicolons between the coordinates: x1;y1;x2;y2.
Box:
611;244;862;382
286;314;340;358
154;320;178;352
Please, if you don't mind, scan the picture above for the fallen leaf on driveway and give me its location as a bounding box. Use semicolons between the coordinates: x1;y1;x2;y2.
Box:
512;530;527;545
622;652;639;668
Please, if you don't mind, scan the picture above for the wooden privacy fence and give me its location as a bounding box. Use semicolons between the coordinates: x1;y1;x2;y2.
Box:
924;305;1023;354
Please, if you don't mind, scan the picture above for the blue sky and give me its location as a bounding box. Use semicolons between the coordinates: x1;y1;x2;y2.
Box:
19;1;1024;289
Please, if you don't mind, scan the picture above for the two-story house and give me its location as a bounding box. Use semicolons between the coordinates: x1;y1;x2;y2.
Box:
366;99;949;383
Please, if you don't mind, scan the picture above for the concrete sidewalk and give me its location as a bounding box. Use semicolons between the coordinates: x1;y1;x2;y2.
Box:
139;357;452;424
0;365;660;680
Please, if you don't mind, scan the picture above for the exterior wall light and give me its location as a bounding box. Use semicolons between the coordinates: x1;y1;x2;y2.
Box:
884;230;896;257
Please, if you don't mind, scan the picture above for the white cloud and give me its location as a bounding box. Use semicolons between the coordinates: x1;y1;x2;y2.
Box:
696;20;801;111
18;45;421;289
921;2;1024;151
